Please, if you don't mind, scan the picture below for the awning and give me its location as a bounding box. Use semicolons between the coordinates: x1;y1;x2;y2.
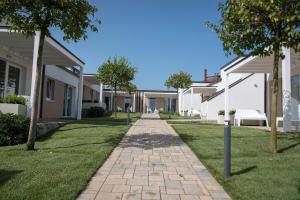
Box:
0;27;84;67
224;50;300;74
84;74;100;85
183;86;217;94
144;92;177;98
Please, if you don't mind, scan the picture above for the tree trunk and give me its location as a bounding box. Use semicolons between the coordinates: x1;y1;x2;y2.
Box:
270;45;280;153
26;32;45;151
114;86;117;118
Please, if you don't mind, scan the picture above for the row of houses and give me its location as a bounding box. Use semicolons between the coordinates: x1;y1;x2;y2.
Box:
0;26;177;121
178;49;300;132
1;25;299;133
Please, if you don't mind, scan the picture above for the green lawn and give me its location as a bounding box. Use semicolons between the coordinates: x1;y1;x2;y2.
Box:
159;112;199;120
172;124;300;200
0;112;140;200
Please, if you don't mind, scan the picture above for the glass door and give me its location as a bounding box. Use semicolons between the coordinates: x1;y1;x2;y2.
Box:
124;97;131;111
149;98;156;112
7;65;20;96
63;84;73;117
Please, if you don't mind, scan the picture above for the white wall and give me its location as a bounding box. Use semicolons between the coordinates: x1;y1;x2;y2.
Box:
45;65;80;118
218;70;250;91
204;74;265;120
181;90;202;112
45;65;79;88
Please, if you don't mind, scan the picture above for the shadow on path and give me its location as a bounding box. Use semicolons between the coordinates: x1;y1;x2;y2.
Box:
119;133;183;149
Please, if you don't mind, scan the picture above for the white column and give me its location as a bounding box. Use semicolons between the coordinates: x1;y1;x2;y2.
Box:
282;47;292;132
224;73;230;122
30;31;41;103
190;88;193;111
99;82;103;105
77;66;84;120
182;92;185;116
29;31;41;118
133;93;136;112
178;89;182;115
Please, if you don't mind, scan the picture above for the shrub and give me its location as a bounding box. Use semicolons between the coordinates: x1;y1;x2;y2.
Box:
0;113;30;146
218;110;225;115
87;107;105;118
0;95;26;105
229;110;236;115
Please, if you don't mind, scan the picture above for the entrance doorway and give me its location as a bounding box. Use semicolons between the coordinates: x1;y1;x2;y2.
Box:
149;98;156;112
63;84;73;117
124;97;132;112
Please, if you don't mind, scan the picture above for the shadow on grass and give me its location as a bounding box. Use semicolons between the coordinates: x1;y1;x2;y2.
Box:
0;170;23;186
38;120;129;142
278;142;300;153
39;133;124;150
278;133;300;153
231;166;257;176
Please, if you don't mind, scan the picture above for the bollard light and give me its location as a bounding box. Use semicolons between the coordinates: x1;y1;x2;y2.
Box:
224;120;231;178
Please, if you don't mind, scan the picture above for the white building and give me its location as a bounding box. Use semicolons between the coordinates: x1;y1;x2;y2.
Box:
179;50;300;132
0;26;84;120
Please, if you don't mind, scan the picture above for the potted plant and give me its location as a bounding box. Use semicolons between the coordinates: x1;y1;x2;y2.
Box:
217;110;225;124
229;110;236;125
0;95;27;116
184;110;188;117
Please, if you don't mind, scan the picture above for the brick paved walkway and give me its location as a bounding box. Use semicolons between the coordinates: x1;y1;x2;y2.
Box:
77;113;231;200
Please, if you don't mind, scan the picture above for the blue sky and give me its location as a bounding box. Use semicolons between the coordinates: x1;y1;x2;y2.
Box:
51;0;234;90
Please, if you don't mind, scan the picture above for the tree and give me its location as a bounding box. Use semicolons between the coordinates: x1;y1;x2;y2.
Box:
122;82;137;124
97;57;137;118
165;71;192;112
207;0;300;153
0;0;100;150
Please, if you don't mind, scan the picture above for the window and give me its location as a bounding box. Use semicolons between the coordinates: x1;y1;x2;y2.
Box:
7;65;20;96
46;79;55;101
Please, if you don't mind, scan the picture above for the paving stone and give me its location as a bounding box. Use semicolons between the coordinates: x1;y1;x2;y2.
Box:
142;191;160;199
161;194;180;200
100;184;113;192
122;193;141;200
112;185;130;193
183;184;203;195
166;188;184;195
127;178;148;186
95;192;122;200
180;194;201;200
142;185;160;192
130;186;143;193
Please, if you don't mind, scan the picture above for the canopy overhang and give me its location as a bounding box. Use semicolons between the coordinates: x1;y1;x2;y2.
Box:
183;86;217;94
0;27;84;67
84;74;100;85
144;92;177;98
224;50;300;74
